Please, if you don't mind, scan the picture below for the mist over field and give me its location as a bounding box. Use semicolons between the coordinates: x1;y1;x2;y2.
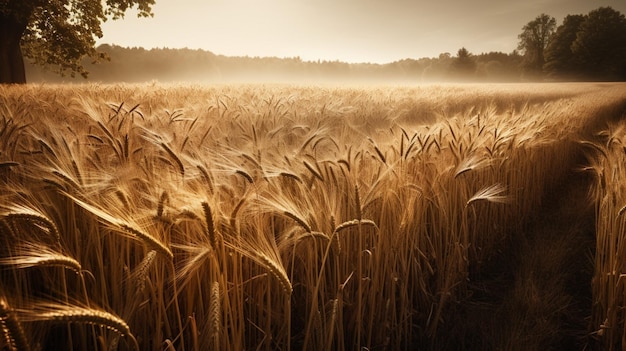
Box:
23;44;520;84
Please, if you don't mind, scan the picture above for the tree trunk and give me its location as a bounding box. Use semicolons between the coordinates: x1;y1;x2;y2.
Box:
0;13;29;84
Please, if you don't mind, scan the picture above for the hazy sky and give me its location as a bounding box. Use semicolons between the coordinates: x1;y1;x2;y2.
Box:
98;0;626;64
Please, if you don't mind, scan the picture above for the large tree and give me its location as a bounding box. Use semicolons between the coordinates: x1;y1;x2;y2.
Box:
543;14;586;79
517;13;556;77
571;7;626;81
0;0;154;84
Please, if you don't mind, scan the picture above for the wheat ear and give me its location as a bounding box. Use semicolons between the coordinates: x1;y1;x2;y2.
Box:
333;219;378;234
25;304;140;349
208;280;221;348
283;211;312;233
466;184;510;206
120;224;173;260
0;297;31;351
256;253;292;295
201;202;219;249
303;160;323;181
30;306;130;335
131;250;157;294
0;248;82;273
196;164;214;194
235;169;254;184
0;161;20;169
4;211;60;243
161;142;185;176
157;191;169;218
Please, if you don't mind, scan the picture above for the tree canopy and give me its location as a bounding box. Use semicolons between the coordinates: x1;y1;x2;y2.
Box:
571;7;626;80
517;13;556;77
543;15;586;79
0;0;155;84
543;7;626;81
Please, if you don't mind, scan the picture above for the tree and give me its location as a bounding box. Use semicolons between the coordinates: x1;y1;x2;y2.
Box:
517;13;556;77
571;7;626;81
450;47;476;80
0;0;155;84
543;14;586;79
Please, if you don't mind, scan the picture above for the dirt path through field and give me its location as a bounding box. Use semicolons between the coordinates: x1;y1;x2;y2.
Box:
508;146;596;350
463;142;597;351
462;92;626;351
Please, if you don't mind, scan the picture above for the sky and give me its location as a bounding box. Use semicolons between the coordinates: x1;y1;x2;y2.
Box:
97;0;626;64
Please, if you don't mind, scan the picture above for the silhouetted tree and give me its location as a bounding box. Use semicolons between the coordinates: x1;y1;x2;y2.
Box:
517;14;556;78
0;0;155;84
450;47;477;80
571;7;626;81
543;14;586;79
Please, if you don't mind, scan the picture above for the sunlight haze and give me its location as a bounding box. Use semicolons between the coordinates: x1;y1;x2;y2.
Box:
96;0;626;63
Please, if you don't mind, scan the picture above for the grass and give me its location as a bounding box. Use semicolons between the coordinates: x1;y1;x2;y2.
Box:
0;82;625;350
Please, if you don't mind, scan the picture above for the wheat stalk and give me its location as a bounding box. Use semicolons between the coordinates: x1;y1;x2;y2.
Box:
325;299;338;350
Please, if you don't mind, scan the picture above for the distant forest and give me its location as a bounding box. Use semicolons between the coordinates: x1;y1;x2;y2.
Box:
26;45;525;84
25;6;626;84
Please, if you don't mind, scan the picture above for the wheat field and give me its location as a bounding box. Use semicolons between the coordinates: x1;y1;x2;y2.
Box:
0;82;625;350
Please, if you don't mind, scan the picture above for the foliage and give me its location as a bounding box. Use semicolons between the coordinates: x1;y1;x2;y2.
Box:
543;15;586;79
0;0;155;79
571;7;626;80
544;7;626;81
517;13;556;76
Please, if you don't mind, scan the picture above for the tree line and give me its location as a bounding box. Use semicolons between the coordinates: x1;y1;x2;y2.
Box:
3;1;625;83
518;7;626;81
26;45;525;84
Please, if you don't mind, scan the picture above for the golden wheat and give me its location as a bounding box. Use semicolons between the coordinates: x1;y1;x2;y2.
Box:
0;82;623;350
